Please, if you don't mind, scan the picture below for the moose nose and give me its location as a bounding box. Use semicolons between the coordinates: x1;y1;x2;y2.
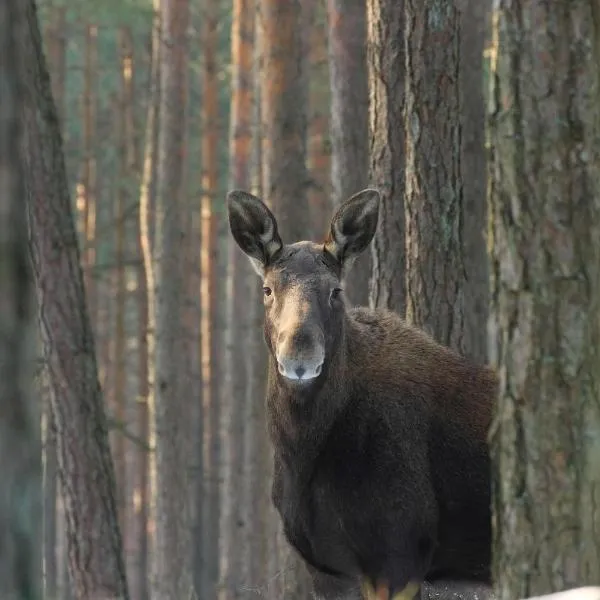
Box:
276;357;323;382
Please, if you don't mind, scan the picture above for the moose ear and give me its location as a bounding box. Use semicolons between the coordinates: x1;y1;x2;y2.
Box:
227;190;283;277
324;189;380;268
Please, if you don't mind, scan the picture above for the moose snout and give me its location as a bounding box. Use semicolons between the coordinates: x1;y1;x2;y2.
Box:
276;328;325;382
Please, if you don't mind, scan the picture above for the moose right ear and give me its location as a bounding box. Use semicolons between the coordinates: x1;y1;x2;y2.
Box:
227;190;283;277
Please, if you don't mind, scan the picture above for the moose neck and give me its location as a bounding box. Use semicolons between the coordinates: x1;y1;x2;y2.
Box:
266;316;353;468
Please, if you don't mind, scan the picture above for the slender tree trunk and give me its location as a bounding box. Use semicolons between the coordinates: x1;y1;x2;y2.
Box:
200;0;221;595
137;6;162;600
306;0;331;239
221;0;255;597
19;1;130;597
0;2;42;596
366;0;405;313
488;2;600;598
260;0;311;597
328;0;370;306
153;0;193;596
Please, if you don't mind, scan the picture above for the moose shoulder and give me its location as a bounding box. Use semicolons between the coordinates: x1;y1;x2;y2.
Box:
227;189;496;600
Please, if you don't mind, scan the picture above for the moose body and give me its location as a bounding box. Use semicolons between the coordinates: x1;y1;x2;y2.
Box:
228;189;496;600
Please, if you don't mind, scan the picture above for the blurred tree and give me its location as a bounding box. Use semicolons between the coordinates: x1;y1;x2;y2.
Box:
488;1;600;598
19;0;130;597
328;0;370;307
152;0;194;596
221;0;255;597
0;1;42;597
366;0;405;313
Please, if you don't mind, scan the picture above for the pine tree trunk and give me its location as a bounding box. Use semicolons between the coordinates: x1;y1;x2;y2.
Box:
366;0;406;313
152;0;193;596
488;2;600;597
328;0;370;306
19;1;130;597
200;0;221;595
0;2;42;596
404;0;469;353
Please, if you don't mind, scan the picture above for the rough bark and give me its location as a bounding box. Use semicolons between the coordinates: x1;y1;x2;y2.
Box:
200;0;221;596
366;0;406;313
0;1;42;596
404;0;469;353
488;2;600;598
152;0;193;596
457;0;490;363
19;1;130;598
328;0;371;306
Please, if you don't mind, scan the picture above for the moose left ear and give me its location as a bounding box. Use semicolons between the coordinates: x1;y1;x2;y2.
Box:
324;189;380;269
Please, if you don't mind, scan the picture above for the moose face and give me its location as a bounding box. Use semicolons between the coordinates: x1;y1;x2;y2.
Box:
227;189;380;385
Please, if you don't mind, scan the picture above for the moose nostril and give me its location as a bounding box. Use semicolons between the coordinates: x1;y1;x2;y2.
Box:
295;366;306;379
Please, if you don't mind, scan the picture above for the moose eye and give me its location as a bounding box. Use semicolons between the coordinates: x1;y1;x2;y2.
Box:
330;287;343;301
263;286;272;297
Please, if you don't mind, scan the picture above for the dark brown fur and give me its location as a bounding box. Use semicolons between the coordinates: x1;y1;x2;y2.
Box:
227;190;496;599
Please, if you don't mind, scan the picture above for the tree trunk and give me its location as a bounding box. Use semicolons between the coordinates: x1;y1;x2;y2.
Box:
458;0;490;363
200;0;221;595
152;0;193;596
328;0;370;306
366;0;405;313
0;2;42;596
488;2;600;598
19;1;130;597
221;0;255;597
404;0;469;353
260;0;311;597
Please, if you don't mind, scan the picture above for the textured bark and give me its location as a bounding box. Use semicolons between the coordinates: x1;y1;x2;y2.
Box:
200;0;221;596
488;2;600;598
19;1;130;598
0;1;42;596
152;0;193;596
366;0;405;313
328;0;370;306
404;0;468;353
457;0;490;363
221;0;255;597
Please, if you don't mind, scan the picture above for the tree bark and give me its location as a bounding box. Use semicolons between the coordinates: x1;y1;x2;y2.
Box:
0;1;42;597
19;1;130;598
328;0;371;306
404;0;469;353
488;2;600;598
152;0;193;596
366;0;406;313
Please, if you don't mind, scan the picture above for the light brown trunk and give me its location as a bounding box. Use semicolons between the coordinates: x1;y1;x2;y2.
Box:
488;2;600;597
328;0;370;306
366;0;406;313
0;2;42;596
19;1;130;596
200;0;221;595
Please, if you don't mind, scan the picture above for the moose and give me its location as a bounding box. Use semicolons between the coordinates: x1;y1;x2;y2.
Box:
227;189;496;600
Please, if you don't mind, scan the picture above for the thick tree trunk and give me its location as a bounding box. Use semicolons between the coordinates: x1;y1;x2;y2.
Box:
488;2;600;598
328;0;370;306
366;0;405;313
19;1;130;598
152;0;193;596
0;2;42;596
404;0;469;353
